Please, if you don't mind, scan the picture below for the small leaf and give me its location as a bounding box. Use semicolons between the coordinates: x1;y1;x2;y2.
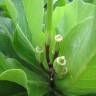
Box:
13;24;37;65
0;69;28;89
0;69;28;96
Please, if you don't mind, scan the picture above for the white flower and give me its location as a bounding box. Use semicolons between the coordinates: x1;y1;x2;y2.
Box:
53;56;67;79
55;34;63;42
35;46;43;53
56;56;66;66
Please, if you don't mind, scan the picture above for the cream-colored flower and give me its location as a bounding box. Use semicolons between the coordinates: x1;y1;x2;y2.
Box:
56;56;66;66
55;34;63;42
53;56;67;79
35;46;43;53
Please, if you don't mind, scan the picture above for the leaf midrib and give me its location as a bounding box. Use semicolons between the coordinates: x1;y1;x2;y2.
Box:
71;49;96;87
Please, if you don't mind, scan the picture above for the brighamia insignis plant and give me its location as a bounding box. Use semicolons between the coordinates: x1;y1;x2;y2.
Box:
0;0;96;96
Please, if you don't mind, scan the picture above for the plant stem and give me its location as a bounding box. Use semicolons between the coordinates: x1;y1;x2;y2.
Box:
46;0;53;45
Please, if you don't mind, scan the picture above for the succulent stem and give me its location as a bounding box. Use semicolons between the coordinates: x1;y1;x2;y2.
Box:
53;34;63;60
53;56;67;79
46;0;53;45
35;46;44;63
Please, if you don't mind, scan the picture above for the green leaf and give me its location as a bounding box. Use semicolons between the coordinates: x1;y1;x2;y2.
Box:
1;0;48;84
54;0;66;7
0;52;18;73
0;31;17;58
56;11;96;95
0;80;28;96
6;57;49;96
0;0;4;7
28;80;48;96
54;0;95;36
68;55;96;94
5;0;45;47
0;69;28;89
13;25;48;79
13;25;48;78
63;17;96;76
0;52;48;96
84;0;94;3
0;16;17;57
0;52;47;82
0;52;8;73
13;24;37;65
6;57;48;82
0;16;13;34
0;69;28;96
7;57;49;96
0;32;15;57
0;52;28;87
22;0;44;46
5;0;30;37
51;0;95;59
53;6;65;28
7;58;48;96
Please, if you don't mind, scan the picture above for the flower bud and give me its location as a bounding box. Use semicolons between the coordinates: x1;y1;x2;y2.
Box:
54;34;63;55
35;46;48;70
53;56;67;79
55;34;63;42
50;34;63;62
35;46;44;63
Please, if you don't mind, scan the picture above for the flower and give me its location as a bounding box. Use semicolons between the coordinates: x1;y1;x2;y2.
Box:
55;34;63;42
53;56;67;79
35;46;43;53
35;46;44;63
56;56;66;66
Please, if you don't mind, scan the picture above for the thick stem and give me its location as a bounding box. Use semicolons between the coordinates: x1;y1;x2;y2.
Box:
45;0;54;85
46;0;53;45
45;45;55;89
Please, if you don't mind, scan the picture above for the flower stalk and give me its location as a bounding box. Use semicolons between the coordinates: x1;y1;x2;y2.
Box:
35;46;44;63
46;0;53;45
53;56;67;79
53;34;63;60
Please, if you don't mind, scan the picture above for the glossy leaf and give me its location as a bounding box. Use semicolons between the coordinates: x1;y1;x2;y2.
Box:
5;0;45;47
0;69;28;88
0;80;28;96
0;16;18;58
54;0;66;7
51;0;95;58
6;58;49;96
0;16;13;34
13;25;48;79
0;52;48;96
1;0;96;96
0;69;28;96
54;0;95;36
13;24;36;64
84;0;94;3
5;0;30;37
56;10;96;95
28;81;48;96
0;32;15;57
0;53;28;88
22;0;44;47
0;0;46;71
